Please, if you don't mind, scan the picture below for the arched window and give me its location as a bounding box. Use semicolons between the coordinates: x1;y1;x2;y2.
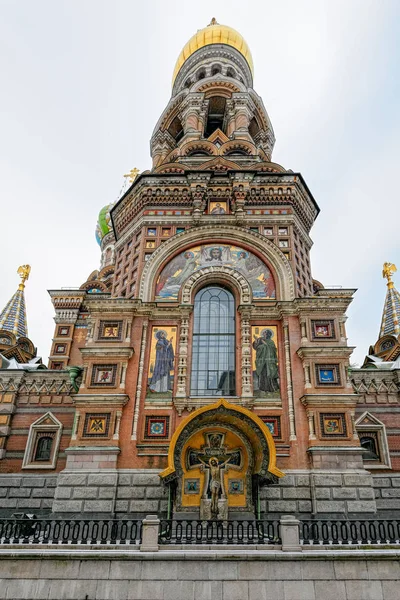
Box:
190;286;235;396
360;435;380;461
34;436;53;461
205;96;227;137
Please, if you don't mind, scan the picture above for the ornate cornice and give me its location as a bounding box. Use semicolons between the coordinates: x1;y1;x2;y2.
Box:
71;393;129;406
297;346;355;359
301;394;359;408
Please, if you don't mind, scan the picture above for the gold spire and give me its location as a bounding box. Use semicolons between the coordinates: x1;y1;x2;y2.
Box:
172;20;254;86
17;265;31;291
123;168;140;184
380;262;400;337
383;262;397;290
0;266;30;337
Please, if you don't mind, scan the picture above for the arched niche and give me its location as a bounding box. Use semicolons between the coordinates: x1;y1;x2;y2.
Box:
139;225;295;302
160;398;284;485
181;266;252;305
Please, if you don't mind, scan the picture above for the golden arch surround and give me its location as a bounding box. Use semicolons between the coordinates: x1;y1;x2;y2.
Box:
139;225;295;302
160;398;284;482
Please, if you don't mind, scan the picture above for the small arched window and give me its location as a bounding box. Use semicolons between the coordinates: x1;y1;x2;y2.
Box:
211;65;222;76
226;68;236;79
190;286;235;397
360;435;380;461
34;436;53;461
205;96;227;137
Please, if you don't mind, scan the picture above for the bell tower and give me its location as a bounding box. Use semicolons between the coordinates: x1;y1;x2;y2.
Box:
151;18;275;170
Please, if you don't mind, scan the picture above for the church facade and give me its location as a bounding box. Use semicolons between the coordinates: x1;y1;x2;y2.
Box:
1;21;399;520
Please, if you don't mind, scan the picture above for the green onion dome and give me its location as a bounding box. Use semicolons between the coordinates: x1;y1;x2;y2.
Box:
95;202;115;246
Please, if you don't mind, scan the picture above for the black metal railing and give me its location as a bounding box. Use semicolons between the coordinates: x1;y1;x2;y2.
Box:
0;519;142;545
300;520;400;545
158;519;281;545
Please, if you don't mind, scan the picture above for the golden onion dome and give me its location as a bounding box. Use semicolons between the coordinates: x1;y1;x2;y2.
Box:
172;19;254;86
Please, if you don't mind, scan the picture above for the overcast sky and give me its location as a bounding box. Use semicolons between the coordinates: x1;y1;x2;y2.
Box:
0;0;399;366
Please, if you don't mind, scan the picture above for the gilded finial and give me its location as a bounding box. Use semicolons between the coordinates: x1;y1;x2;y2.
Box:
17;265;31;290
383;262;397;289
123;168;140;184
208;17;218;26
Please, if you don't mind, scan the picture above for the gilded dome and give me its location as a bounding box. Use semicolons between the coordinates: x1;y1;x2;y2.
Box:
95;202;115;246
172;19;254;86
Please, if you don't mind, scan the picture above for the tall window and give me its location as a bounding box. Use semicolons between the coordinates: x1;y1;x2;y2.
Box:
191;286;235;396
34;436;53;461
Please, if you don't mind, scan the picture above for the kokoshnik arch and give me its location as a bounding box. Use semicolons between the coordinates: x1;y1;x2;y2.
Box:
1;19;399;521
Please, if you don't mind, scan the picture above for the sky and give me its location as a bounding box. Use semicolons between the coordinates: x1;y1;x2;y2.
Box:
0;0;399;367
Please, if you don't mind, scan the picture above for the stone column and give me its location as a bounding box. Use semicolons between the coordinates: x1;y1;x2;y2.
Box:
307;411;316;440
132;320;148;440
300;319;307;344
71;411;80;441
140;514;160;552
280;515;301;552
283;319;296;440
113;410;122;440
175;309;191;414
303;363;312;389
239;307;252;402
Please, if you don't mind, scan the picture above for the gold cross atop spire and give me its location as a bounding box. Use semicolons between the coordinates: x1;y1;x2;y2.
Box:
17;265;31;290
123;168;140;184
382;262;397;289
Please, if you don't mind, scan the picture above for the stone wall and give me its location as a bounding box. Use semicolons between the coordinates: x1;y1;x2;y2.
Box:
0;469;384;518
261;471;376;516
52;469;168;517
0;474;57;516
373;473;400;516
0;548;398;599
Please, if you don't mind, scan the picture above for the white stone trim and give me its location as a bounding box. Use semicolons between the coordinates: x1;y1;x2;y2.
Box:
22;412;63;470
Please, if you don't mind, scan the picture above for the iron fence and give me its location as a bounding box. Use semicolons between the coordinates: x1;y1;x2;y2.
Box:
300;519;400;545
158;519;281;545
0;518;142;545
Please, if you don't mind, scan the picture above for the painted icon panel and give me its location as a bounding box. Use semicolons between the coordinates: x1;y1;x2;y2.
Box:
147;326;177;398
209;201;227;215
251;326;280;398
155;244;275;300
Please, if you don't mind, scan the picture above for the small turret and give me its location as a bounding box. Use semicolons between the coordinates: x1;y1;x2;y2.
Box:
0;265;39;365
362;262;400;367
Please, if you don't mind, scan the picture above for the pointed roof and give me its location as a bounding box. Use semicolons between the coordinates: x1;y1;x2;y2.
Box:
379;262;400;337
0;265;31;338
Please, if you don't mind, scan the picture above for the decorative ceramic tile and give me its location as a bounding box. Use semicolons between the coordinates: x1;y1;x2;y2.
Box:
184;478;200;494
228;479;244;494
311;320;335;340
54;344;66;354
90;364;117;387
98;321;123;341
316;364;340;385
261;416;282;438
145;416;169;439
83;413;111;437
58;326;70;336
320;413;347;437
